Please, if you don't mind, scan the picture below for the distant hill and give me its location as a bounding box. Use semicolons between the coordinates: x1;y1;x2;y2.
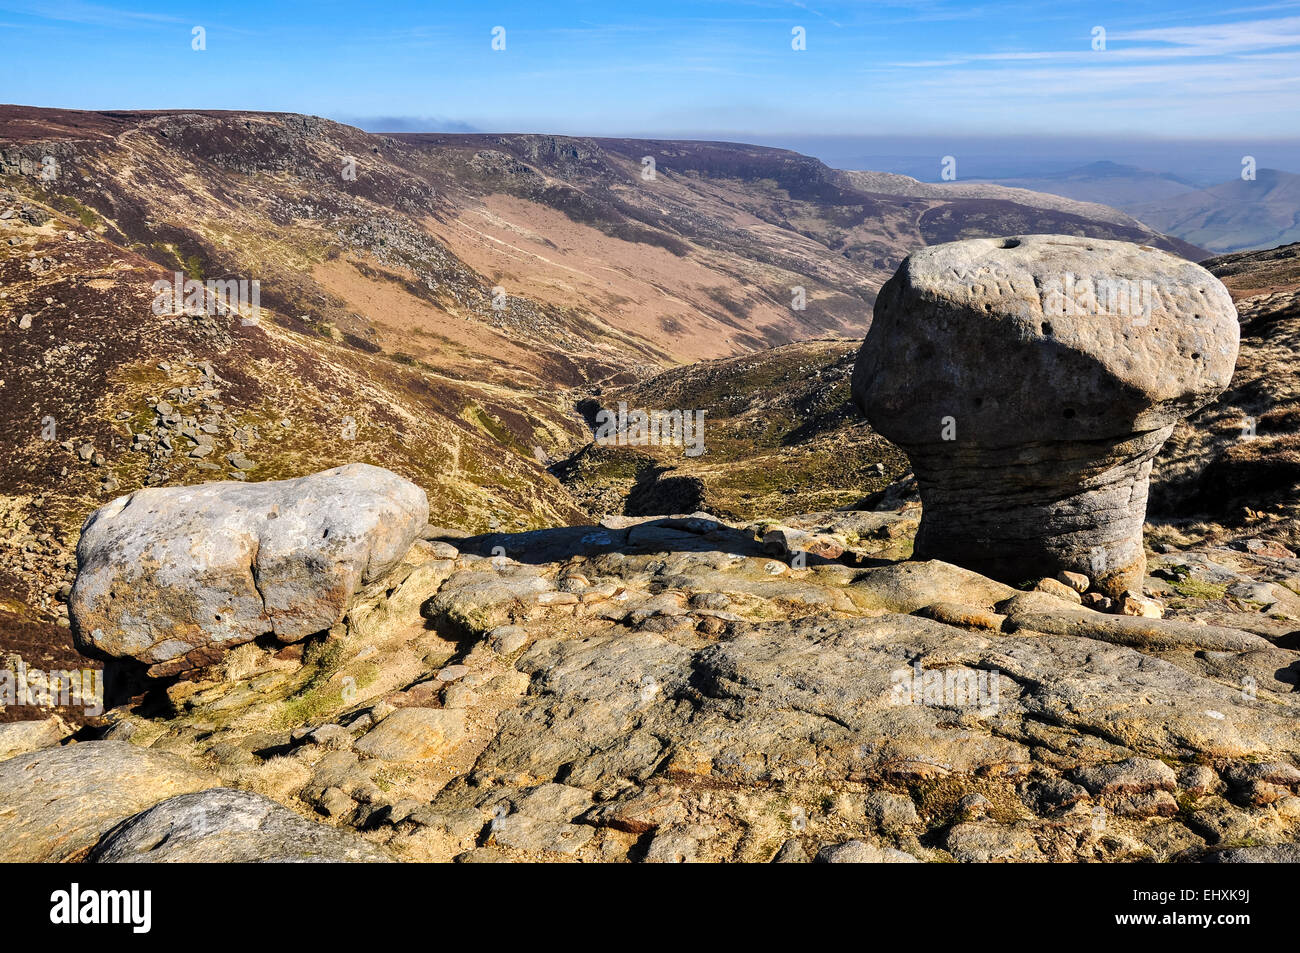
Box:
965;161;1300;253
968;161;1201;208
1129;169;1300;253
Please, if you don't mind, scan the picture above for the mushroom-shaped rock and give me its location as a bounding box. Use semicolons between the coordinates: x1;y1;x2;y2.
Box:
70;463;428;675
852;235;1238;596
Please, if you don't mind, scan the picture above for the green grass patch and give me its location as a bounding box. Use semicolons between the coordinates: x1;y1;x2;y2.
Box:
272;639;346;730
1168;578;1229;600
55;194;99;228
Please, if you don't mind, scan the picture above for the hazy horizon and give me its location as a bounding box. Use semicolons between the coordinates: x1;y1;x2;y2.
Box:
335;122;1300;184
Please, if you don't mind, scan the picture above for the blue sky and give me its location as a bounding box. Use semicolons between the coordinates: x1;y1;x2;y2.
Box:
1;0;1297;142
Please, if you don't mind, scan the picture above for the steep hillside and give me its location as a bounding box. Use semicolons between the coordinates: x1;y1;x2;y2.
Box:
0;107;1206;373
557;340;909;520
0;189;589;687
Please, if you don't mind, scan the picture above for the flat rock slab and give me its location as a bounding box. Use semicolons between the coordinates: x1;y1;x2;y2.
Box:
474;613;1300;798
944;822;1044;862
0;741;214;861
0;716;68;762
1072;757;1177;796
88;788;392;862
1005;609;1270;652
815;840;920;863
422;567;553;637
488;814;594;855
851;559;1018;612
354;707;467;762
70;463;428;675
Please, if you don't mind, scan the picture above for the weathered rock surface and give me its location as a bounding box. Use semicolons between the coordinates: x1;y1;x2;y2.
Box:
0;741;214;861
16;504;1299;863
353;707;467;762
815;839;919;863
88;788;392;862
73;510;1297;863
69;464;427;674
0;716;68;762
853;235;1239;596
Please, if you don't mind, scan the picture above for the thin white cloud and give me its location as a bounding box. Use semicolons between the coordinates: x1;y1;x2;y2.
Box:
0;1;187;26
886;14;1300;69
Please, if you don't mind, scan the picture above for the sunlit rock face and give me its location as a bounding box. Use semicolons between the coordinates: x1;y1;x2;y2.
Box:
70;463;427;676
852;235;1239;596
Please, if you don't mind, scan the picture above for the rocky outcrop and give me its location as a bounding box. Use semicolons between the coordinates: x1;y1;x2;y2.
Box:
71;506;1300;863
69;464;427;675
853;235;1239;596
88;788;392;863
0;740;388;862
0;742;214;862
